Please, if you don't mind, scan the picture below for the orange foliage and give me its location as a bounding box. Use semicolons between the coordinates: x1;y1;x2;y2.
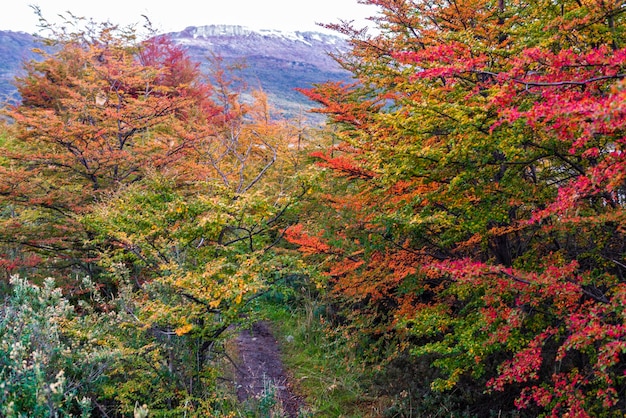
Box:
284;224;333;255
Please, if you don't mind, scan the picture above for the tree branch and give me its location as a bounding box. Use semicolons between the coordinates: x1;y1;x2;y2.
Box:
474;70;626;88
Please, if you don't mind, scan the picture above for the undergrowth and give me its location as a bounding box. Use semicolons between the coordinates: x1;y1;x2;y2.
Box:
250;281;528;418
254;284;386;418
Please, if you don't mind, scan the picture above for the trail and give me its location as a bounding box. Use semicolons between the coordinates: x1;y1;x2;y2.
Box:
235;321;304;417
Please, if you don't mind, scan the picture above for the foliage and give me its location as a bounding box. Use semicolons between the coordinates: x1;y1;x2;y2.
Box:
0;272;241;417
0;12;313;416
77;70;309;414
0;276;112;417
8;1;626;415
0;17;218;279
287;0;626;416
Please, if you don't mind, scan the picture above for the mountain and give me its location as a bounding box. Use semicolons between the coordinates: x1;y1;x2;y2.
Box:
0;25;351;119
0;31;43;103
168;25;350;118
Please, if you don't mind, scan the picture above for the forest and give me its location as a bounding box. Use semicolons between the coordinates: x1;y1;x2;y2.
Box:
0;0;625;416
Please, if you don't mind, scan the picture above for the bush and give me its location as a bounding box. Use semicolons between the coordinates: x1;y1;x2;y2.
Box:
0;276;108;417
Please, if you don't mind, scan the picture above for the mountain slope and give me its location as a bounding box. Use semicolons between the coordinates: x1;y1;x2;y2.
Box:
168;25;351;118
0;31;43;102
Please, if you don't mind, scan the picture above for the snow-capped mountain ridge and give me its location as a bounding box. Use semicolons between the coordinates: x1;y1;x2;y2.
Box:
181;24;343;46
170;24;348;77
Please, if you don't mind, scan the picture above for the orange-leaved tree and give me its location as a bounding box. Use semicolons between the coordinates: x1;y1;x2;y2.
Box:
0;18;221;281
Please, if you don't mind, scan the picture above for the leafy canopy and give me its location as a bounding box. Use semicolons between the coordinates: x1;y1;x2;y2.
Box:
289;0;626;415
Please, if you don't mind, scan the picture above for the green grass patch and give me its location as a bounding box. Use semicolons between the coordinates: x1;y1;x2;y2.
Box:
255;297;386;418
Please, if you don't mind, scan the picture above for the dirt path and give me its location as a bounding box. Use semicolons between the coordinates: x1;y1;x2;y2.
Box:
235;321;304;417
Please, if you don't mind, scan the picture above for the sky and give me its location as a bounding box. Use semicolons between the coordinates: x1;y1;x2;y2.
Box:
1;0;379;35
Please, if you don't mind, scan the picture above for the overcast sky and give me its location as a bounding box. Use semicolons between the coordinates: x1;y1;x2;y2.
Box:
1;0;379;35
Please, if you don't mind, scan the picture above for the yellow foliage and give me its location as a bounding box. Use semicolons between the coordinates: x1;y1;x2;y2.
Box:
174;323;193;336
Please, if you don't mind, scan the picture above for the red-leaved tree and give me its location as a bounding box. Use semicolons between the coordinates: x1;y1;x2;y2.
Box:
289;0;626;415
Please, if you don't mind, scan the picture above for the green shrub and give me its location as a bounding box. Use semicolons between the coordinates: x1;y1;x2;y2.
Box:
0;276;105;417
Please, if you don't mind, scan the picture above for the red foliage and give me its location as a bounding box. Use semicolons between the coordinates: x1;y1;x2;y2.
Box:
291;0;626;415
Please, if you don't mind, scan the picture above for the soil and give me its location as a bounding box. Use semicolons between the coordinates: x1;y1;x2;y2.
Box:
235;321;304;417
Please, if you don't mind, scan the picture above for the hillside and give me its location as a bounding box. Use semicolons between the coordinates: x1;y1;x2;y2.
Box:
0;31;43;102
169;25;351;118
0;26;351;118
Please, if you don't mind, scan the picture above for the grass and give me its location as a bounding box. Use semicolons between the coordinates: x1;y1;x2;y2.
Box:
235;376;289;418
224;294;530;417
254;293;386;418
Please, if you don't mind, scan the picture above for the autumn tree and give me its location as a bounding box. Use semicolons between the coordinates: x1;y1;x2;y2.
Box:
0;15;315;414
289;0;626;415
80;80;310;414
0;18;219;280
